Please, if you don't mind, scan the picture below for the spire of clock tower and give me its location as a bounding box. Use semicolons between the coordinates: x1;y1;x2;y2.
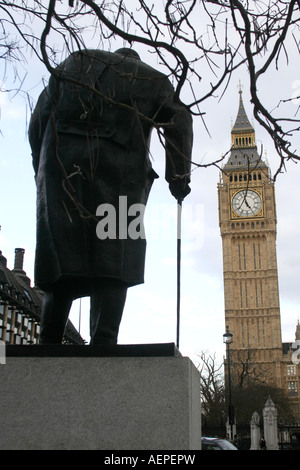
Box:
224;87;267;171
296;319;300;341
232;82;253;132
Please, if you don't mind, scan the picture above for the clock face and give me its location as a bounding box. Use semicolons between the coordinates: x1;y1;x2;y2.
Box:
232;189;262;217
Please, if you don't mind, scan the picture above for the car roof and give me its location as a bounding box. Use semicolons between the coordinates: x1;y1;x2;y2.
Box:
202;437;222;440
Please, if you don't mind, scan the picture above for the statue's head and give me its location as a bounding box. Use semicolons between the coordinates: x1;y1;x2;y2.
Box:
115;48;140;60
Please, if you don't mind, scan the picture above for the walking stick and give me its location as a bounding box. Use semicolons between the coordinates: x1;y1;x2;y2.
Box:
176;197;183;349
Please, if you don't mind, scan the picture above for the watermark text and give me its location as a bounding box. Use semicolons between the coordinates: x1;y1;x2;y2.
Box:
292;340;300;365
95;196;204;246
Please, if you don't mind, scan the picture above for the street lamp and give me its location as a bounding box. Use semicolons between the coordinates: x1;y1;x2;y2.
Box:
223;326;234;440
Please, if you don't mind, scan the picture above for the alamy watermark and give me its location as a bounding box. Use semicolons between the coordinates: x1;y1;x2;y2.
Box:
95;196;205;246
96;196;146;240
292;340;300;365
0;340;6;365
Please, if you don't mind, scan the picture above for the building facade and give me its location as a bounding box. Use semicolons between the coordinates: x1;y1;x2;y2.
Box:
0;248;84;345
218;89;300;420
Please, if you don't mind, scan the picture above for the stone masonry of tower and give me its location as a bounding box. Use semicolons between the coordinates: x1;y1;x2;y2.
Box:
218;89;300;420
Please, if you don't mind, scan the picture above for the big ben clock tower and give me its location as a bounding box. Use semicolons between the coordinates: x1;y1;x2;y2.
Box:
218;87;283;385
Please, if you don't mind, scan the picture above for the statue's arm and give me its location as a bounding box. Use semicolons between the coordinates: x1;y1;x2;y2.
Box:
28;87;52;176
157;86;193;200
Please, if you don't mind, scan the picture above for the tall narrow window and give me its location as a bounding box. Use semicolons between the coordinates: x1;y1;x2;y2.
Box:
245;281;248;308
260;281;264;307
253;243;256;269
258;242;262;269
288;382;298;397
246;319;250;346
255;281;259;307
240;282;243;308
262;318;266;347
287;365;297;376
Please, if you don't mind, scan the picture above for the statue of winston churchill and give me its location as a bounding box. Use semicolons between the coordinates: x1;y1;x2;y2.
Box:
29;47;193;345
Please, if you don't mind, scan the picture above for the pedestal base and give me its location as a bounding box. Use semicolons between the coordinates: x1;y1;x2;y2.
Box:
0;344;201;450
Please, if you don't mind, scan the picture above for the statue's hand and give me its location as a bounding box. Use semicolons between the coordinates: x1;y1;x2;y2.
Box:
169;179;191;200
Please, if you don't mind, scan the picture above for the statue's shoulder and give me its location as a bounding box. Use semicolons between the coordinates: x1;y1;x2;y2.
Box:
56;49;113;70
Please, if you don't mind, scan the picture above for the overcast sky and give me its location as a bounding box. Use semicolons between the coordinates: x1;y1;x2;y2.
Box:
0;3;299;365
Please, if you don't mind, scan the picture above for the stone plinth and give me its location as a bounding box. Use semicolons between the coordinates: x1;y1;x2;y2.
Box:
0;344;201;450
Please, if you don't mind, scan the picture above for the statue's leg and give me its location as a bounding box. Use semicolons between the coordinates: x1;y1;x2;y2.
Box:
39;290;73;344
90;281;127;345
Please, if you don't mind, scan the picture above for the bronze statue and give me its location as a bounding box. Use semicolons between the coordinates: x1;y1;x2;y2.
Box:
29;48;193;345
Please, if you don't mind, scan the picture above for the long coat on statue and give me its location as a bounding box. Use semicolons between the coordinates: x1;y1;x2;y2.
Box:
29;49;193;295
